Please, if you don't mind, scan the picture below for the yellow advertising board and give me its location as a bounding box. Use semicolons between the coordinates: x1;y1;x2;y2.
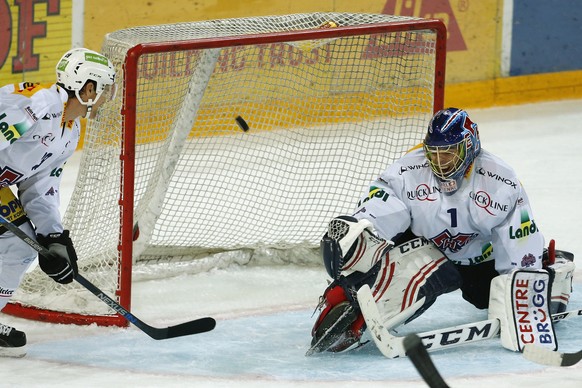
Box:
2;0;581;111
0;0;73;84
84;0;500;86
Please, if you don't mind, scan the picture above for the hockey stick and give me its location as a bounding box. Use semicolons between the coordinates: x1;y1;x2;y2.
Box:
404;333;450;388
0;214;216;340
523;345;582;367
358;284;499;358
357;284;582;358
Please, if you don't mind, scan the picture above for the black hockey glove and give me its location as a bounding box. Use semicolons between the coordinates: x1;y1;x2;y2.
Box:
36;230;79;284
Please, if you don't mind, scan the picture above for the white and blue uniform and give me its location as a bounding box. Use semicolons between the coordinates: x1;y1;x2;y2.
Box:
0;82;79;310
353;146;544;276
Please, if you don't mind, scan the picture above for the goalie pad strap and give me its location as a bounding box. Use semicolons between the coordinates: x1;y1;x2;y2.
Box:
488;269;558;352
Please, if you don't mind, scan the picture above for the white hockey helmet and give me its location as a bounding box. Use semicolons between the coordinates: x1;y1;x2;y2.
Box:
56;48;116;111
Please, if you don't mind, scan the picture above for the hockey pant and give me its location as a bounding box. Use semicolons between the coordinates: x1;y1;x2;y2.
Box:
0;221;37;310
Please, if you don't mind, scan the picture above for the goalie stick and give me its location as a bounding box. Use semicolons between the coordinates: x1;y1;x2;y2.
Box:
357;284;582;358
523;345;582;367
404;333;450;388
0;214;216;340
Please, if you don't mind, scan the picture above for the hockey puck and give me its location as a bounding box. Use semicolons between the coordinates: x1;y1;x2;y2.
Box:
235;115;249;132
132;223;140;241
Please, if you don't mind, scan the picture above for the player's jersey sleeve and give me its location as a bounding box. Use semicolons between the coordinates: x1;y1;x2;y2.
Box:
490;183;544;274
0;84;38;151
352;160;412;241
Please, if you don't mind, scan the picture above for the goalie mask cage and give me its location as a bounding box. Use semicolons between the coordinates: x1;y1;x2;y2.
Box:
5;13;446;326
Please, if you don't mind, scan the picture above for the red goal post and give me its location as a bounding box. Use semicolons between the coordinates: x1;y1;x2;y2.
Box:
6;13;446;327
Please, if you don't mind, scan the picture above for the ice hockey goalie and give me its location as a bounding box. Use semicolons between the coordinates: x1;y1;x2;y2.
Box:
308;216;575;356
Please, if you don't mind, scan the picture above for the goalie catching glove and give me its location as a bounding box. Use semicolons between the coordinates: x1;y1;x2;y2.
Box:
36;230;79;284
321;215;392;279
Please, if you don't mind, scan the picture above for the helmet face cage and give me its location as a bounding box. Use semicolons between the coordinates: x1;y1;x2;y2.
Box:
424;139;468;180
423;108;481;194
56;48;116;107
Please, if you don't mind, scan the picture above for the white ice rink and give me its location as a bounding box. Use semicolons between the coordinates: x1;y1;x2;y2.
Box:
1;99;581;387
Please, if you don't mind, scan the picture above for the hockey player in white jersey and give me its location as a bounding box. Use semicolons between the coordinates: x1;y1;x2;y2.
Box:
309;108;574;355
0;48;116;357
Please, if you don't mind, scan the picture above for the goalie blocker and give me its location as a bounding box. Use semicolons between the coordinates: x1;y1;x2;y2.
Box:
309;216;461;354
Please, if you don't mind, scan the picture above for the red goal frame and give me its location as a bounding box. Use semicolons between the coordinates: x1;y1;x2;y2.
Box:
4;18;446;327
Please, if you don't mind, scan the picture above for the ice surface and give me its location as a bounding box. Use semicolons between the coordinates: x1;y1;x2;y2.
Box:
1;100;581;387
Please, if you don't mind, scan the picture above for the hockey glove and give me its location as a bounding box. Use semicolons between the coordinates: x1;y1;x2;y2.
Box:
322;216;392;279
36;230;79;284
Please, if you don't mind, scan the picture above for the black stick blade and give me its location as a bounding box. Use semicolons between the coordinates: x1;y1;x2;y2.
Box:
160;317;217;340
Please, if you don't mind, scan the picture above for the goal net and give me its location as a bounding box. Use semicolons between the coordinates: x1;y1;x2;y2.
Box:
6;12;446;326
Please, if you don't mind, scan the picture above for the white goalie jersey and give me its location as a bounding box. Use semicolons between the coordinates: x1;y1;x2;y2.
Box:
353;146;545;274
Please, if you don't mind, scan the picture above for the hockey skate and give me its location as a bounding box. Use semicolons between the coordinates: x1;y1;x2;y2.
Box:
307;280;367;355
0;322;27;358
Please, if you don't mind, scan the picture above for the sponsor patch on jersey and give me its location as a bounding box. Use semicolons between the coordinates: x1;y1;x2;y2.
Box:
0;166;24;187
13;82;51;98
469;190;509;215
521;253;537;267
0;187;26;222
475;167;517;189
407;184;439;201
45;186;57;196
358;186;390;206
399;161;429;175
0;112;23;145
509;210;539;240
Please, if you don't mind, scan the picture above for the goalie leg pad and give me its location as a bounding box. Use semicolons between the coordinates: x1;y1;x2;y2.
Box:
369;237;461;330
488;269;558;352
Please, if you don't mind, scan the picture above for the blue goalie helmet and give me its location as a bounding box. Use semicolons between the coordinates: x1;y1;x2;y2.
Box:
423;108;481;195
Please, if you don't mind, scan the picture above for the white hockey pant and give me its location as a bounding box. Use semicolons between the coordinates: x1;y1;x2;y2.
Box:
0;222;37;311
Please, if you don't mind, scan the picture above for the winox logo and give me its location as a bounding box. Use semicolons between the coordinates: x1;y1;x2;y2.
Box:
431;230;477;253
475;167;517;189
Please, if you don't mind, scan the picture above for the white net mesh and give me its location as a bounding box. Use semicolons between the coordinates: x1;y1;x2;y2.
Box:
10;12;442;321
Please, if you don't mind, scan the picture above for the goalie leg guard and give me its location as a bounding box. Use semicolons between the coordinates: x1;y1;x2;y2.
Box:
369;236;461;329
488;269;558;352
310;235;462;355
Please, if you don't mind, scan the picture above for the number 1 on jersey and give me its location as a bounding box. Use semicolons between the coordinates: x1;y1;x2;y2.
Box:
447;208;458;227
